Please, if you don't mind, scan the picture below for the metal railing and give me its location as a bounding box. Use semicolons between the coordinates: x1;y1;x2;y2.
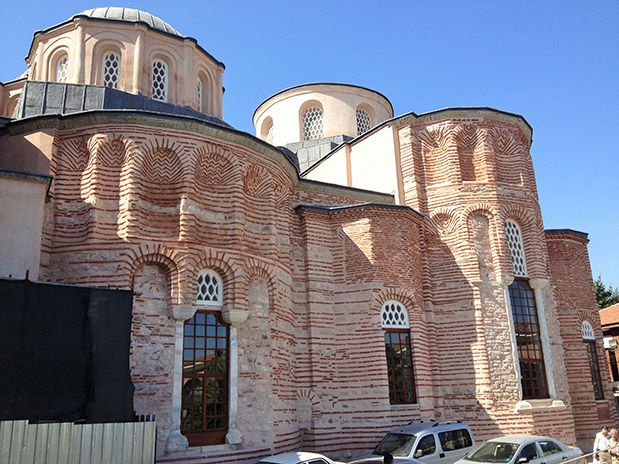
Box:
564;444;619;464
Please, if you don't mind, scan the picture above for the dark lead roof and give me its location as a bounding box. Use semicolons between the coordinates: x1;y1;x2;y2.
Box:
28;7;225;69
8;81;301;171
73;7;181;36
13;81;232;129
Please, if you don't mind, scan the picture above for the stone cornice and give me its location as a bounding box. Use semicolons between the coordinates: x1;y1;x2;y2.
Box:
544;228;589;244
295;202;424;223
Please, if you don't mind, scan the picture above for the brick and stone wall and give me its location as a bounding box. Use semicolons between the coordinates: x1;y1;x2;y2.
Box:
5;108;609;462
546;229;617;451
396;115;578;445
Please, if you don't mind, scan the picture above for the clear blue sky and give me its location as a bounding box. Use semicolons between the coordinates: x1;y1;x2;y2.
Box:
2;1;617;288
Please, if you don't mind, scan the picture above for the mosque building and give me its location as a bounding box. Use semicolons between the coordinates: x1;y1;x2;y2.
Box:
0;7;613;463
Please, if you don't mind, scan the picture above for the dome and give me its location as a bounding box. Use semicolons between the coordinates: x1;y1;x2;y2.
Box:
253;82;393;148
72;7;181;36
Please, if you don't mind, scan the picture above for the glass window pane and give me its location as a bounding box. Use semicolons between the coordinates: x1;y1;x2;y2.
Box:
384;327;416;404
182;311;230;437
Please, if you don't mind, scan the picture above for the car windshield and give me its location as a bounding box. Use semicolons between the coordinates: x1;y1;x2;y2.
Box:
374;433;416;457
466;442;518;463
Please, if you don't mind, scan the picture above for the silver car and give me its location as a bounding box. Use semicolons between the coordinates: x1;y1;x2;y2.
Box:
349;420;475;464
453;435;584;464
257;451;345;464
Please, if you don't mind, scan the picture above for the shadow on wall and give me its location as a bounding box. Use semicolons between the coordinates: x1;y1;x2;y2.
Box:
0;130;54;174
296;209;505;460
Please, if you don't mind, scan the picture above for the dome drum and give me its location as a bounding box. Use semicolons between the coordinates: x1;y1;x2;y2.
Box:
253;83;394;147
23;8;225;118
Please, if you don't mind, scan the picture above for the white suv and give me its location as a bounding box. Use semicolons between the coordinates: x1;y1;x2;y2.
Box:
349;420;475;464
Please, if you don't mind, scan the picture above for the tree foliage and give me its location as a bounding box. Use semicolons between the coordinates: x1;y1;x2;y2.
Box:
595;275;619;310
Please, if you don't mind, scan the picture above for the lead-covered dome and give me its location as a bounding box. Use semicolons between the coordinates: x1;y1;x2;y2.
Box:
21;6;225;119
73;7;181;36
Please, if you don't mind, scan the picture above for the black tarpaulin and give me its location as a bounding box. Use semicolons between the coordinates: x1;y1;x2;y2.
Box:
0;279;135;423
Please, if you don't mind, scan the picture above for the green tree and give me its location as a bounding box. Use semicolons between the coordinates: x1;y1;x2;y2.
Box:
595;275;619;309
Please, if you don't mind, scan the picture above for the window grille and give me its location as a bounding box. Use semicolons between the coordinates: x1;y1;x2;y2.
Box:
197;269;222;306
152;59;168;101
56;55;68;83
102;51;120;89
581;321;595;340
302;106;324;140
197;80;203;112
266;124;274;144
505;219;527;277
356;108;371;135
381;300;410;329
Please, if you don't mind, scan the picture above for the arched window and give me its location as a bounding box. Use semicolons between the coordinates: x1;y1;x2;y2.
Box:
197;73;208;113
6;96;19;118
505;219;548;399
55;54;69;83
101;50;121;89
505;219;527;277
302;106;324;140
582;321;604;400
356;108;371;135
381;301;416;404
183;268;229;445
266;123;275;144
582;321;595;340
508;280;548;398
196;269;223;306
261;117;274;144
152;58;168;102
182;311;229;445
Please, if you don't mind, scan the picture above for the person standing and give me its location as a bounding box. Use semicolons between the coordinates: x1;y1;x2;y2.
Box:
595;427;612;464
383;453;394;464
598;427;613;464
608;429;619;464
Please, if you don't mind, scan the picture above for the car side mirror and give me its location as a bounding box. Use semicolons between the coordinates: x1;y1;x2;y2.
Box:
415;450;423;458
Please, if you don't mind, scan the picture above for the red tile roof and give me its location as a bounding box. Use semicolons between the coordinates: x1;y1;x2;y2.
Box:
600;302;619;327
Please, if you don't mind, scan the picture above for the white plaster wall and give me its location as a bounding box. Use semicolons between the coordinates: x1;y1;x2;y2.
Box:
0;176;47;280
254;84;393;146
349;126;397;195
304;147;348;186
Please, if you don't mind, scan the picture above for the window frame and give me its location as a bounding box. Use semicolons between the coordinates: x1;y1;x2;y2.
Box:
301;105;324;141
181;310;230;446
508;278;549;399
585;339;604;400
151;57;169;102
384;328;417;404
608;347;619;382
537;440;563;456
356;107;372;135
381;300;416;405
517;443;540;461
438;429;473;452
261;116;274;144
55;53;69;83
101;49;121;89
196;269;223;306
197;71;208;113
505;219;528;277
